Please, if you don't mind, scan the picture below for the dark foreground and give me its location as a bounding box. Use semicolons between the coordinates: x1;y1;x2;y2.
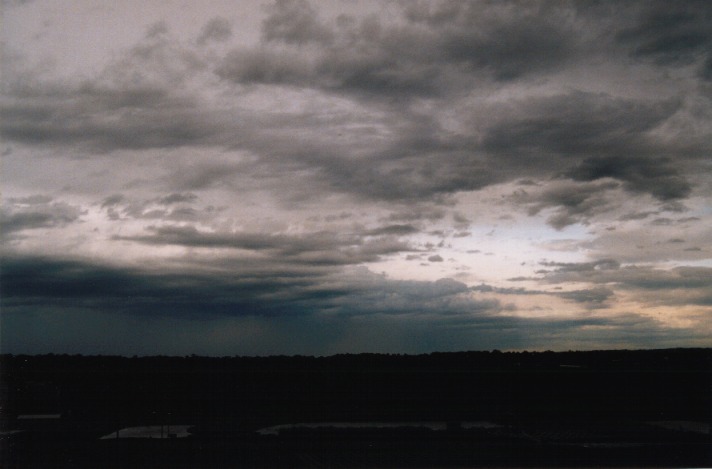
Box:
2;349;711;468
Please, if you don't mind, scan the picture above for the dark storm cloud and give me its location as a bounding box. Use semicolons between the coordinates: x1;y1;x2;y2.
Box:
483;91;694;204
2;253;707;354
409;1;578;81
0;255;493;320
481;93;676;157
0;254;333;317
615;2;712;69
314;143;489;202
700;54;712;80
568;156;691;200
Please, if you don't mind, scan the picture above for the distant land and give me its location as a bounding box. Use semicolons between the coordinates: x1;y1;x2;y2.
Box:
2;348;711;468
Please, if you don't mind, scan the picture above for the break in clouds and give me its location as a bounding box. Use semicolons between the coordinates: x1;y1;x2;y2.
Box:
1;0;711;355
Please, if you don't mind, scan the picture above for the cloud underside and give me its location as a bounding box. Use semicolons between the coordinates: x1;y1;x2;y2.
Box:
2;87;695;210
2;255;708;355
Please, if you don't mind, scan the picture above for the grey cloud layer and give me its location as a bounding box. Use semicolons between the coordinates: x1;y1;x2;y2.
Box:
538;259;712;307
615;0;712;78
2;0;709;221
2;0;711;354
221;0;581;92
0;255;491;319
4;255;703;355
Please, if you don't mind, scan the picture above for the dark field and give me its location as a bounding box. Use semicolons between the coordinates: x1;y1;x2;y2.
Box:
2;349;711;467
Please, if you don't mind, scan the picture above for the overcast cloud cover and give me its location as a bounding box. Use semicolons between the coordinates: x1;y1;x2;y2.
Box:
1;0;711;355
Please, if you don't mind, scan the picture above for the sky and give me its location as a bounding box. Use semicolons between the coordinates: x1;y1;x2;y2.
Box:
1;0;711;356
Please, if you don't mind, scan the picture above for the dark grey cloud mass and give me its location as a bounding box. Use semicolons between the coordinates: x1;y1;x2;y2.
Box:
219;0;582;94
3;52;704;221
616;1;712;74
0;255;492;320
1;196;84;236
4;254;704;355
513;180;621;229
2;2;708;213
1;0;711;355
